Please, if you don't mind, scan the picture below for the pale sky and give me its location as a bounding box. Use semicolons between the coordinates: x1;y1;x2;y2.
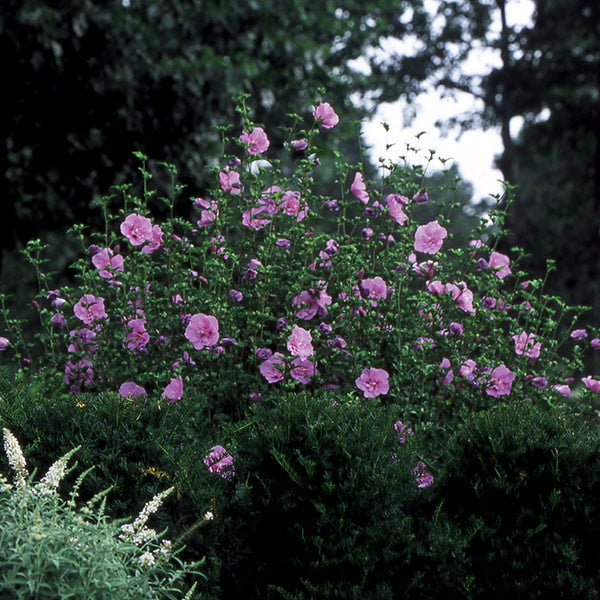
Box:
361;0;536;205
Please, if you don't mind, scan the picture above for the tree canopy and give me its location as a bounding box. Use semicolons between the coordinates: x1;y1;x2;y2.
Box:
1;0;444;263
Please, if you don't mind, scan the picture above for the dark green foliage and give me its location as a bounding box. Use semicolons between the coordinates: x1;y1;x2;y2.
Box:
436;401;600;599
197;393;426;599
0;368;212;538
1;0;438;264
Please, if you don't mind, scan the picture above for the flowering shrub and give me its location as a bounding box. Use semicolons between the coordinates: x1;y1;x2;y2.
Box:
0;428;203;599
1;95;600;598
2;96;598;434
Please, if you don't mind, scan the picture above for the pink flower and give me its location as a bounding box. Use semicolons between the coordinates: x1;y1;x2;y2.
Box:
195;197;219;227
229;289;243;302
259;352;286;383
449;322;463;335
50;313;66;328
512;331;541;363
287;326;314;358
350;172;369;204
485;365;516;397
387;194;408;225
239;126;270;154
126;318;150;352
553;384;571;396
530;376;548;389
161;376;183;402
591;338;600;349
312;102;339;129
63;357;94;393
0;337;9;351
291;139;308;151
280;190;302;216
242;206;270;230
185;314;220;350
203;445;235;479
393;420;414;444
412;461;434;488
73;294;107;325
292;286;332;320
448;282;476;314
219;169;241;195
141;225;164;254
119;382;147;398
459;359;477;381
361;277;387;302
570;329;588;339
120;213;153;246
290;357;315;384
355;368;389;398
582;376;600;393
488;251;511;279
91;248;124;279
414;220;447;254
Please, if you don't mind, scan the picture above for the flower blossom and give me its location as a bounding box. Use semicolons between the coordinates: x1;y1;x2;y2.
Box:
161;376;183;402
290;357;315;384
414;220;447;254
219;169;241;195
292;286;332;320
0;337;9;351
120;213;153;246
126;318;150;352
259;352;285;383
73;294;107;326
485;365;516;397
393;420;414;444
239;126;270;154
412;461;434;488
287;326;314;358
185;314;220;350
361;276;387;305
488;251;511;279
203;445;235;479
570;329;588;339
242;206;270;230
194;197;219;227
387;194;408;225
312;102;339;128
91;248;124;279
355;368;389;398
141;225;163;254
512;331;541;364
119;382;147;399
582;376;600;393
350;172;369;204
63;358;94;394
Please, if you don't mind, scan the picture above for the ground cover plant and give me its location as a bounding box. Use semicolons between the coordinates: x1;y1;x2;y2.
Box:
1;95;600;597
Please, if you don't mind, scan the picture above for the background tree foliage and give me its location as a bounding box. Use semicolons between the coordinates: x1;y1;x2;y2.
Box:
428;0;600;325
3;0;598;327
1;0;442;266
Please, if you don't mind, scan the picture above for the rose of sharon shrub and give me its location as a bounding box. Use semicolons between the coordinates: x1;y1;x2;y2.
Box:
0;97;597;432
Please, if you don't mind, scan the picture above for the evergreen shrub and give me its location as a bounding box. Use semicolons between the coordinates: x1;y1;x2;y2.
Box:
434;402;600;598
193;391;437;599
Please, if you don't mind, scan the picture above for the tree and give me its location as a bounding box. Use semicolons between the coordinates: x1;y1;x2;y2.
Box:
1;0;445;270
423;0;600;323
